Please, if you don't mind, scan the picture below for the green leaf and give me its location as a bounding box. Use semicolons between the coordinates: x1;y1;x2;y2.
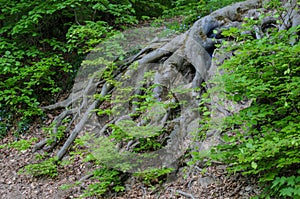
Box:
251;161;258;169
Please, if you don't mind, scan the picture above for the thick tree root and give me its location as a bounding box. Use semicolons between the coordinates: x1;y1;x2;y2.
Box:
36;0;300;173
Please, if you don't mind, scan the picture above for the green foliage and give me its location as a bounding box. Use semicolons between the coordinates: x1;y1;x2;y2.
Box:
134;167;174;186
42;118;70;146
34;151;50;161
162;0;242;32
131;0;171;19
21;157;58;178
0;105;12;138
0;0;173;133
81;167;124;198
133;136;163;152
197;18;300;198
0;138;37;151
66;21;111;54
270;175;300;198
60;144;124;197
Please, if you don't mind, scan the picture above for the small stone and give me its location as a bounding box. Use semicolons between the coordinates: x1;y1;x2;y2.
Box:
253;188;261;194
245;186;252;191
198;176;215;187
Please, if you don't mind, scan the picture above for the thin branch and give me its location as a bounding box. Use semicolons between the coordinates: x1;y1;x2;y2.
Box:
74;9;81;26
176;190;196;199
78;173;94;184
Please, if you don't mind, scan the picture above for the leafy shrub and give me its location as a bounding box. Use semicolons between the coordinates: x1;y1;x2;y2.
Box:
21;157;58;178
0;0;173;134
162;0;242;32
0;138;37;151
197;20;300;198
81;167;125;198
134;167;174;186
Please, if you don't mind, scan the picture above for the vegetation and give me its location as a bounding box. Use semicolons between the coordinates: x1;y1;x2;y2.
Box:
197;2;300;198
21;157;59;178
82;167;125;198
134;167;174;186
0;0;171;137
0;138;37;151
0;0;243;138
2;0;299;198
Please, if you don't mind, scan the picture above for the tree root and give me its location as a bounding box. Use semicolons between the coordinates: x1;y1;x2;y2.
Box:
34;109;76;151
57;82;113;160
36;0;292;174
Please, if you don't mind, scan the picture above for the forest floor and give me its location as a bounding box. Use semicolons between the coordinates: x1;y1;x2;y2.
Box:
0;128;261;199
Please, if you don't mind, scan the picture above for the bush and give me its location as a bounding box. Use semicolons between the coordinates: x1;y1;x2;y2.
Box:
0;0;173;135
198;20;300;198
162;0;242;32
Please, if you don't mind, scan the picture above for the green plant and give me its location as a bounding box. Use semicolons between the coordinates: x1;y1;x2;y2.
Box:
270;175;300;198
134;167;174;186
162;0;242;32
0;138;37;151
133;137;163;152
21;157;58;178
42;118;70;146
81;167;125;198
197;19;300;198
34;152;50;160
0;0;175;134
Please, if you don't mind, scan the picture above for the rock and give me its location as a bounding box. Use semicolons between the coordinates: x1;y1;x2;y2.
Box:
245;185;252;192
198;176;216;187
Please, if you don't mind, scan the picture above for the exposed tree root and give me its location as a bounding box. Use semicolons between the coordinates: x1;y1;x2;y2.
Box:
34;0;299;178
36;0;262;161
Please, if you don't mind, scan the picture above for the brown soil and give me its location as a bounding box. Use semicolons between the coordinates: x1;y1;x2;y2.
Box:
0;128;261;199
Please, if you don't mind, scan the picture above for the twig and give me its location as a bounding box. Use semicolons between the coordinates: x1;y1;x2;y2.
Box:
74;9;81;26
176;190;196;199
188;178;197;189
78;173;94;184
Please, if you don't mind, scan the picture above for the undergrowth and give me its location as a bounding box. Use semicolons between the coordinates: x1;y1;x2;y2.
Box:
195;6;300;198
3;0;299;198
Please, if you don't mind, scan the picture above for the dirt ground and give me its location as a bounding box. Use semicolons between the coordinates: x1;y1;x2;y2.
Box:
0;129;261;199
